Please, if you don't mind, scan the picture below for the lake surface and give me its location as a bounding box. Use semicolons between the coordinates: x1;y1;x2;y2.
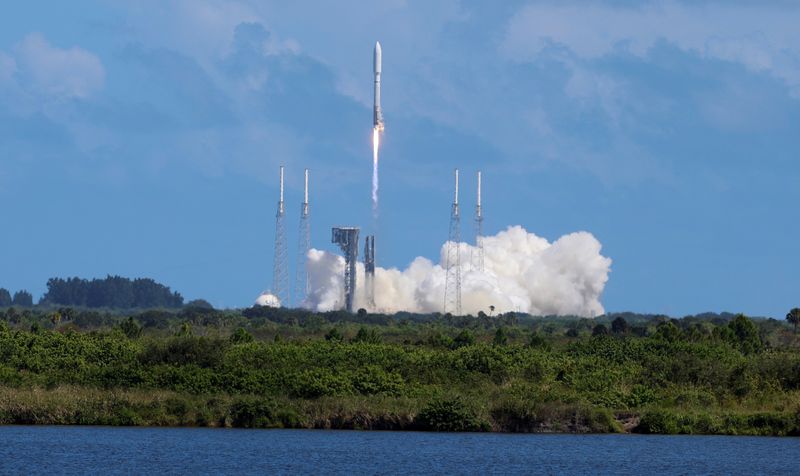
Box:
0;426;797;475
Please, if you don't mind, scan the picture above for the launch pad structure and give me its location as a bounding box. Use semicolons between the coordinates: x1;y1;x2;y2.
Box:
474;171;484;273
364;235;375;308
332;227;360;313
272;165;289;307
294;168;311;306
444;168;462;315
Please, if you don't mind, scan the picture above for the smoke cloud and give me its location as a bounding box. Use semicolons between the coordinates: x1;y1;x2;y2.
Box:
305;226;611;317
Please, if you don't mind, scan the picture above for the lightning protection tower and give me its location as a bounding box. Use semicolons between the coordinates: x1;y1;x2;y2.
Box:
474;171;484;273
332;227;360;313
294;168;311;306
272;165;289;307
364;235;375;309
444;168;462;315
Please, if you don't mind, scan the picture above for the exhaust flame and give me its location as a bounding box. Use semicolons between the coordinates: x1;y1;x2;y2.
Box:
372;127;380;215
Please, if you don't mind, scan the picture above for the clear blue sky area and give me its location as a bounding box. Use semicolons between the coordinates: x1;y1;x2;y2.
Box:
1;1;798;316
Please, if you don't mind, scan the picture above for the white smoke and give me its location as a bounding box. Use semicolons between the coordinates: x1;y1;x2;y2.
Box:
305;226;611;317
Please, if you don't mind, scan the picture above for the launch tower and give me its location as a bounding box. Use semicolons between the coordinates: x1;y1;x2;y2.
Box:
444;169;462;315
294;168;311;306
474;171;484;273
332;227;360;313
364;235;375;308
272;165;289;307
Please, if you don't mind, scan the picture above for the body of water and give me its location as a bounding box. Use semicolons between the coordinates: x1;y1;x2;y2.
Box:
0;426;797;475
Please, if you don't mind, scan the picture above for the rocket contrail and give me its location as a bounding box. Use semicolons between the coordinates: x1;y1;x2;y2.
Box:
372;42;383;217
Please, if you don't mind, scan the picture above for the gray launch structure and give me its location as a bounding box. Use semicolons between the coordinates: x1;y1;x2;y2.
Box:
364;235;375;308
444;169;462;315
332;227;360;313
294;168;311;306
474;171;484;272
272;165;289;307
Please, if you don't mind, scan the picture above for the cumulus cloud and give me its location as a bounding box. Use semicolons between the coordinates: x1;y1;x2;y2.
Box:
10;33;105;99
305;226;611;317
502;2;800;96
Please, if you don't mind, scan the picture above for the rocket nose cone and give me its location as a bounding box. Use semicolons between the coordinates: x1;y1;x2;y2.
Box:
374;41;382;73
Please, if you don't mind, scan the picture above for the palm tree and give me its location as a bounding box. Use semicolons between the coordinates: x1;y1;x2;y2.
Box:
786;308;800;333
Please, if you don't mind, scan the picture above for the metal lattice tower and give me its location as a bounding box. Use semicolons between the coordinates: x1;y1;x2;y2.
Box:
332;227;360;313
444;168;462;315
272;165;289;307
364;235;375;309
474;171;485;273
294;168;311;307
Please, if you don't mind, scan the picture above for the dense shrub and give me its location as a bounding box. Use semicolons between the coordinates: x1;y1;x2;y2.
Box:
416;397;487;432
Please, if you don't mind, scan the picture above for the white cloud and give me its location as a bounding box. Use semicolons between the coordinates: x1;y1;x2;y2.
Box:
13;33;105;99
502;2;800;95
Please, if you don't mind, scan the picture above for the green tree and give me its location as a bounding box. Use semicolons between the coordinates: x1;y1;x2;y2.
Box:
352;326;382;344
416;397;486;432
452;330;475;348
324;327;344;342
230;327;254;344
119;317;143;339
0;288;11;307
786;308;800;333
493;327;508;346
175;321;193;337
728;314;762;354
12;290;33;307
653;321;682;342
592;324;609;336
528;332;549;349
611;317;629;335
186;299;214;309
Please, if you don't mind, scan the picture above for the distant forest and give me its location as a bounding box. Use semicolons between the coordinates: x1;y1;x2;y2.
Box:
0;276;184;309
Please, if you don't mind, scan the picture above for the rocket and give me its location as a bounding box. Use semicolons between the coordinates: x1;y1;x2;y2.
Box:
373;41;384;131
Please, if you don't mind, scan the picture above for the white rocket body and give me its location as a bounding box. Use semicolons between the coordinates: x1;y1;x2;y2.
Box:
373;41;384;130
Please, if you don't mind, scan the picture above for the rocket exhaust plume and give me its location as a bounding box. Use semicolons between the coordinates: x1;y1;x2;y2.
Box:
371;41;383;217
372;127;380;215
304;226;612;317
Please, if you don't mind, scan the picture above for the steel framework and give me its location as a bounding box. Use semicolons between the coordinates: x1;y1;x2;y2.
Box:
332;227;360;313
364;234;375;309
294;168;311;306
444;169;462;315
272;165;289;307
474;171;484;273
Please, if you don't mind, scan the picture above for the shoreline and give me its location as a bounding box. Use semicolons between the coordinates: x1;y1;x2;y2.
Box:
1;386;798;436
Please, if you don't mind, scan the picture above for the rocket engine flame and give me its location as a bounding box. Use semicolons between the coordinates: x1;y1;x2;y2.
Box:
372;127;380;215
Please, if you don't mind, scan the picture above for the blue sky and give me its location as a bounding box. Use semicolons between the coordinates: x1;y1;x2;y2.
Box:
1;1;798;316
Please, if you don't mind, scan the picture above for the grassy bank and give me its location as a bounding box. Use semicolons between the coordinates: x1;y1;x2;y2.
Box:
1;309;800;434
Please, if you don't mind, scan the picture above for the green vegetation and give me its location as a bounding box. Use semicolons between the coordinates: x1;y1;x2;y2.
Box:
1;305;800;434
40;276;183;308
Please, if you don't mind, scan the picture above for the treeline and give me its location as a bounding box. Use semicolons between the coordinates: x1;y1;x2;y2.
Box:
0;289;33;307
1;276;184;309
1;309;800;434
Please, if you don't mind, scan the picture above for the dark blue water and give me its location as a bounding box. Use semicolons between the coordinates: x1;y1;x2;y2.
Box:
0;426;797;475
